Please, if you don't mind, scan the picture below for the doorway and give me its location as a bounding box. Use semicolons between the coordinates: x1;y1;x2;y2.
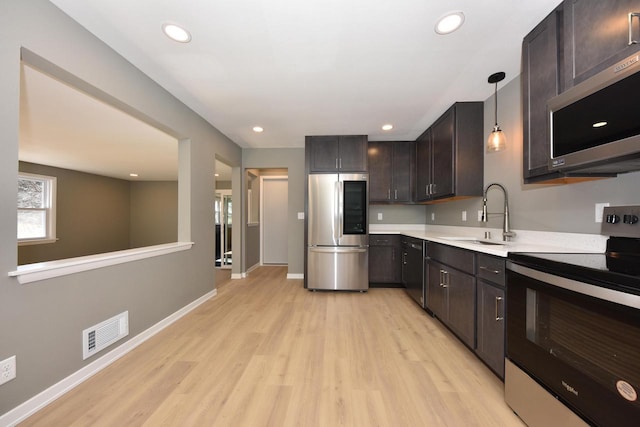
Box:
215;190;232;268
261;176;288;265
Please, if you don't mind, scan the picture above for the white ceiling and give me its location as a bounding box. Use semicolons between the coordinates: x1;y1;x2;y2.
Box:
48;0;563;149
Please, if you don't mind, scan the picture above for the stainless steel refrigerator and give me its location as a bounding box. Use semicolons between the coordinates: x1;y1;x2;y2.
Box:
307;173;369;291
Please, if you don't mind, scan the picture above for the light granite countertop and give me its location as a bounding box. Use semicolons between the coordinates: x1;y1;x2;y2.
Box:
369;224;606;257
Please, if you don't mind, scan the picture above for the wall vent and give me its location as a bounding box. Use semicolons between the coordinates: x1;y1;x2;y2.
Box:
82;311;129;360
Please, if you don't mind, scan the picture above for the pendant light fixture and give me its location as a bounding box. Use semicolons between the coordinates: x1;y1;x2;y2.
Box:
487;72;507;152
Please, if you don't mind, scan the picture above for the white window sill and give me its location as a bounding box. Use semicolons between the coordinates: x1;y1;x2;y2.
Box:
8;242;194;285
18;237;57;246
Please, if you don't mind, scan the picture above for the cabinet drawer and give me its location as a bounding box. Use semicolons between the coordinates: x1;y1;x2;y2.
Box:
476;254;506;287
369;234;400;246
427;242;475;274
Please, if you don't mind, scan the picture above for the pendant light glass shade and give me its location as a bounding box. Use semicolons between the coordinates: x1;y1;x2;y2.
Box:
487;72;506;153
487;125;507;152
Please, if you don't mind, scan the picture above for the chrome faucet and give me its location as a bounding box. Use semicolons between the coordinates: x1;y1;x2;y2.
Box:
481;183;516;242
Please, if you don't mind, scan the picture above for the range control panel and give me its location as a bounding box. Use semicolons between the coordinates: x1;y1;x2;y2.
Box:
602;205;640;238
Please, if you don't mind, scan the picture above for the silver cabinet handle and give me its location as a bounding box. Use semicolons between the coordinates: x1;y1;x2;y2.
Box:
394;189;398;200
440;269;448;288
425;185;429;197
388;189;391;200
479;265;501;275
629;12;639;45
495;296;504;321
335;158;339;169
339;158;342;169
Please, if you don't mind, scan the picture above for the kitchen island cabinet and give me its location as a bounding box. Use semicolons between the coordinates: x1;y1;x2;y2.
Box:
306;135;368;173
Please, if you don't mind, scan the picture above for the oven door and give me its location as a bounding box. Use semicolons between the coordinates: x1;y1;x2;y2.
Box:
506;263;640;427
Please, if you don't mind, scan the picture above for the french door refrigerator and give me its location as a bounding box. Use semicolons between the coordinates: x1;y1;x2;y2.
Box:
307;173;369;291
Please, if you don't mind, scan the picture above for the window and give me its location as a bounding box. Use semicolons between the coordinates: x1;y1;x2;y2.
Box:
18;172;56;244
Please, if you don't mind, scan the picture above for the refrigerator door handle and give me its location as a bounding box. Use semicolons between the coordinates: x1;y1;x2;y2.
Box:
337;180;343;240
308;247;368;254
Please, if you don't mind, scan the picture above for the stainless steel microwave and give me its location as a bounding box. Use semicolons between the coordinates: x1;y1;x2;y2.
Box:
549;52;640;174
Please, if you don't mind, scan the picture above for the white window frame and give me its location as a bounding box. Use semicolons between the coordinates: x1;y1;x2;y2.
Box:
18;172;57;245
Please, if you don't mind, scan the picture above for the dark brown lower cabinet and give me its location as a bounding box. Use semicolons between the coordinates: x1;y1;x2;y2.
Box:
476;280;505;379
369;234;401;285
426;251;476;349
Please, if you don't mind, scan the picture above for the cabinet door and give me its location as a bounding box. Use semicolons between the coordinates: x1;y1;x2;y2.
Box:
426;261;447;319
308;136;340;172
368;141;393;202
522;6;563;182
392;141;414;202
476;280;505;378
430;108;454;199
564;0;640;88
446;268;476;349
415;129;432;202
369;235;401;284
338;135;368;172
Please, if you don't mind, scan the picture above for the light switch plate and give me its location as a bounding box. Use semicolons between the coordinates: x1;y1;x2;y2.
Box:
462;211;467;221
297;212;304;220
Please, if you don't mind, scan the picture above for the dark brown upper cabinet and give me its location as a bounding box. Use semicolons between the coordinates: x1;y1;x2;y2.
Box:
563;0;640;89
368;141;414;203
415;102;483;203
521;1;639;183
522;5;565;183
306;135;368;173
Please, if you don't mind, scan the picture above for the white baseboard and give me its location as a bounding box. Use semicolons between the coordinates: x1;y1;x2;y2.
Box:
231;273;245;279
0;289;217;427
287;273;304;280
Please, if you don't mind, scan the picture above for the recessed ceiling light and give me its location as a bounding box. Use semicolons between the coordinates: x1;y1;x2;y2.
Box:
382;124;393;131
435;11;465;35
162;23;192;43
129;173;139;177
253;126;264;133
593;121;608;128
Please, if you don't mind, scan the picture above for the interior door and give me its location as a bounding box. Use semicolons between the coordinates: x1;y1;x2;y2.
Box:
262;177;288;264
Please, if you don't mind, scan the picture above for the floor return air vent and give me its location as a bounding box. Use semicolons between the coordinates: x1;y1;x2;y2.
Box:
82;311;129;360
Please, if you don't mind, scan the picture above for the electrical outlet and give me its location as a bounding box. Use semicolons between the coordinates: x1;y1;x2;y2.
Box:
431;212;435;221
478;210;483;221
0;355;16;385
377;212;383;220
595;202;609;223
462;210;467;221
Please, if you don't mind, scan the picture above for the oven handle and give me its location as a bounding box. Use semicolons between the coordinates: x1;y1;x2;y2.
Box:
507;262;640;309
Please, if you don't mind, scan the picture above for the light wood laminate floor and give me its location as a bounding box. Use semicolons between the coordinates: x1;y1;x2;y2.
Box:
21;266;524;426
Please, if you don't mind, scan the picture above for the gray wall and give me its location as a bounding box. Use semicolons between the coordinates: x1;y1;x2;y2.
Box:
18;163;178;264
129;181;178;248
242;148;305;276
369;204;427;225
18;162;131;264
1;0;240;416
